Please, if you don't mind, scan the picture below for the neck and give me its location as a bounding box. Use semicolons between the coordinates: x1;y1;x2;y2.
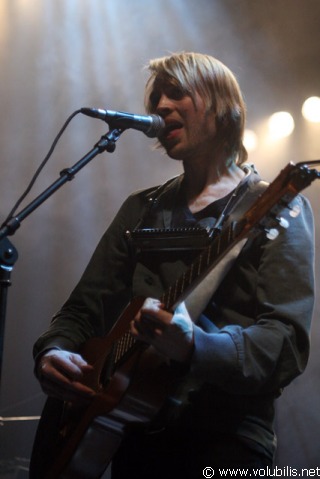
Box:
182;157;246;213
183;156;245;196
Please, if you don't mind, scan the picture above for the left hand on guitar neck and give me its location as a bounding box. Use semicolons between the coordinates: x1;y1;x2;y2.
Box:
130;298;194;363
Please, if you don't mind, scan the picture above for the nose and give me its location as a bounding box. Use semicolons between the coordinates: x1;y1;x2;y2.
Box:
155;93;174;117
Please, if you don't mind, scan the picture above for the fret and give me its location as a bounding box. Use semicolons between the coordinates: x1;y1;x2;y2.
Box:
206;244;212;266
197;253;203;276
176;276;184;299
161;290;169;310
114;338;123;364
173;279;179;304
216;234;222;257
179;273;187;300
124;331;133;351
188;263;195;286
227;223;234;243
167;286;174;309
114;331;136;365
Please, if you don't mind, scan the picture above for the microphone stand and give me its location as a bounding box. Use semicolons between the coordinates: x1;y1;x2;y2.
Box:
0;127;123;386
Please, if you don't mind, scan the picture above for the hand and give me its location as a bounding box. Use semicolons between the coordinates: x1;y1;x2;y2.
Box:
130;298;194;363
36;349;95;402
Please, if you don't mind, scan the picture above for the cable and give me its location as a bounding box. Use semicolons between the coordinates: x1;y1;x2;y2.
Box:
1;109;82;226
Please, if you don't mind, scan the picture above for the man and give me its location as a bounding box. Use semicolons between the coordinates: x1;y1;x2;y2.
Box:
30;52;315;478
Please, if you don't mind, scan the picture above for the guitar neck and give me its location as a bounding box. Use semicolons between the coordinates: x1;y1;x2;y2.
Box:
160;219;246;311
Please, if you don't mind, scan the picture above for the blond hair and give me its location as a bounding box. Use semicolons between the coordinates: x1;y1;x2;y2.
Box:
144;52;247;164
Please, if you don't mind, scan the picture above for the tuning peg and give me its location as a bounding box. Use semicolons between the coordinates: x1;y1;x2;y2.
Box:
288;204;301;218
277;217;290;229
266;228;279;240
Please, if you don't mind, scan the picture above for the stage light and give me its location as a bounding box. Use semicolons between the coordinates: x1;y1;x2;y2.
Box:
243;129;258;152
302;96;320;123
268;112;295;140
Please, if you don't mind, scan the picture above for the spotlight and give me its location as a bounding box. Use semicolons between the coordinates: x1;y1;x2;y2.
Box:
268;112;295;140
302;96;320;123
243;129;258;152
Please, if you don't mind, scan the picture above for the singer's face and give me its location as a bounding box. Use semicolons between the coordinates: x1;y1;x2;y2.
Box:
149;79;216;163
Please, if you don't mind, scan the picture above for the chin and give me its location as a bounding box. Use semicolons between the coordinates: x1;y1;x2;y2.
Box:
165;146;186;161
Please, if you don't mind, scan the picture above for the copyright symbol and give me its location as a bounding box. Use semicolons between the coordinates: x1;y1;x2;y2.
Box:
203;466;214;478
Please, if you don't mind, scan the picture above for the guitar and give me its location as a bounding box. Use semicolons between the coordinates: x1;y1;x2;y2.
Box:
43;162;319;478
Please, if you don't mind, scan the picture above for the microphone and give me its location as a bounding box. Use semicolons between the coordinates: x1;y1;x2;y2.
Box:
81;107;165;138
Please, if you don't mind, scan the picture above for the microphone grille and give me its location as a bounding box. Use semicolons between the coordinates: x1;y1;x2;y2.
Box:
146;115;165;138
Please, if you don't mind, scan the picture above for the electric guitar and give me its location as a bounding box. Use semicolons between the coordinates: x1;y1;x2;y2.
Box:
42;162;319;478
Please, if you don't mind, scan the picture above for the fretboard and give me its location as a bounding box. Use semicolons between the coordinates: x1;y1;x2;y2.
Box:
160;219;246;311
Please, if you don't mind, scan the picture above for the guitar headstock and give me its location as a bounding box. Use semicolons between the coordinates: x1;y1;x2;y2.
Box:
243;162;320;239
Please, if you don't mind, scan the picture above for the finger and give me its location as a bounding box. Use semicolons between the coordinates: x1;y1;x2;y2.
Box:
39;360;86;392
141;298;172;321
131;318;156;339
130;318;162;341
49;353;92;380
130;319;140;337
141;297;162;310
141;313;166;329
65;380;96;397
140;298;163;317
68;353;93;370
40;369;95;401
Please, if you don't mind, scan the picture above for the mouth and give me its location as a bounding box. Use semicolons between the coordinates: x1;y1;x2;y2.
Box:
162;120;183;140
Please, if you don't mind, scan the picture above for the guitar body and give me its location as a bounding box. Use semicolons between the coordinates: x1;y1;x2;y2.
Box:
32;297;179;479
